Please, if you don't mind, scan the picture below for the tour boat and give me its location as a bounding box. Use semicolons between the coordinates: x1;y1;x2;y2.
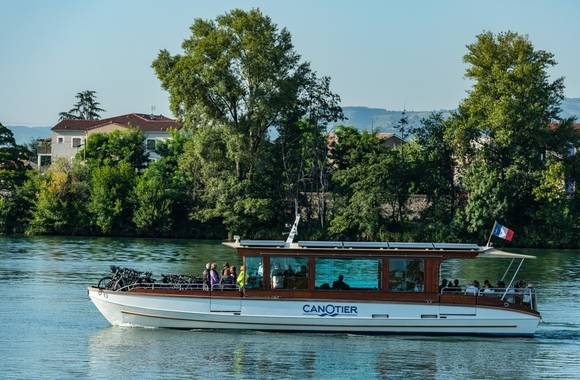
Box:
88;217;540;336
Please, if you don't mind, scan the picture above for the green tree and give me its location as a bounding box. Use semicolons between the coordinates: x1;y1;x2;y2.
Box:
0;171;38;234
0;122;33;234
0;122;29;190
28;159;91;235
59;90;105;120
412;113;457;240
133;160;176;236
328;127;416;240
89;162;135;235
152;8;342;237
447;31;575;240
79;129;149;169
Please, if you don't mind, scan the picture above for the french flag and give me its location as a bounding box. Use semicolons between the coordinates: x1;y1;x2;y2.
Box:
492;222;515;241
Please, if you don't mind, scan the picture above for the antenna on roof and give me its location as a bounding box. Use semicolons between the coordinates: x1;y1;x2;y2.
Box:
285;199;300;246
150;105;156;118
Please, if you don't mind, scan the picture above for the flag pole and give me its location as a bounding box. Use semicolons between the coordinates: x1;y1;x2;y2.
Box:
486;221;496;247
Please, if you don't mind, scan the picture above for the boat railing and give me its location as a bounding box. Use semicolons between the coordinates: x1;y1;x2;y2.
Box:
115;282;241;292
441;287;537;311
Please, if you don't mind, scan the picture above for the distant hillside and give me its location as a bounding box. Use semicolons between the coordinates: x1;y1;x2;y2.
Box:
561;98;580;120
340;97;580;133
339;107;451;133
5;98;579;144
5;126;52;145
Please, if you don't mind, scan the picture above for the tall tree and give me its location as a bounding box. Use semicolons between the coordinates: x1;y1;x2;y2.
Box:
152;8;341;236
59;90;105;120
447;31;575;241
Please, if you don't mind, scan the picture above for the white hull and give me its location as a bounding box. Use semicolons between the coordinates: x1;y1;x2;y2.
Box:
88;288;539;335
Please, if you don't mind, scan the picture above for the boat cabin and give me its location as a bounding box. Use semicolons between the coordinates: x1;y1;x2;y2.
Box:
223;239;539;316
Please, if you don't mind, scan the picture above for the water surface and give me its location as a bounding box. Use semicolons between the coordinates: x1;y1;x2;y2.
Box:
0;236;579;379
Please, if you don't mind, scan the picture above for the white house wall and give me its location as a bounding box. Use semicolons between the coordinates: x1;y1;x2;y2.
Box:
51;130;86;161
50;129;172;162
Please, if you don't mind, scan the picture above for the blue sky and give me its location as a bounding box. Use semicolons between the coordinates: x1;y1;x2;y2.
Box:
1;0;579;125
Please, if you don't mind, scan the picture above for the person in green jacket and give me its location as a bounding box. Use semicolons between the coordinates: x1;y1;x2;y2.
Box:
237;265;245;289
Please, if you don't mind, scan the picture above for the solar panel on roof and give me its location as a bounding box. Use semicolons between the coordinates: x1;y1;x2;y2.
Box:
298;241;343;248
239;240;286;247
342;242;390;249
388;242;435;249
432;243;480;250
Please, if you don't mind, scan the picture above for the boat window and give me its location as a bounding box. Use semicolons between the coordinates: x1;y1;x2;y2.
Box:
244;256;263;289
270;257;308;289
389;259;424;292
315;258;382;290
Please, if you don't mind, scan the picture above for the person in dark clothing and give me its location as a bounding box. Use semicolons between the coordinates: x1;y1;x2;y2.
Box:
439;278;449;293
332;275;350;290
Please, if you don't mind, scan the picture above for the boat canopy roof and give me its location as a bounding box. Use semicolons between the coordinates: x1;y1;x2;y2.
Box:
477;247;536;259
222;240;536;259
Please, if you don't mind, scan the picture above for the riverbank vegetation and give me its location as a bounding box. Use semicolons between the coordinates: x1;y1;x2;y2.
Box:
0;9;578;247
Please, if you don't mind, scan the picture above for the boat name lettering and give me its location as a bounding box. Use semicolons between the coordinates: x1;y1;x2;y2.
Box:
302;304;358;317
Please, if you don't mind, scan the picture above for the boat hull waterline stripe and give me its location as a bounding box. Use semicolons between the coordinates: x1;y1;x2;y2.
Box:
120;310;518;329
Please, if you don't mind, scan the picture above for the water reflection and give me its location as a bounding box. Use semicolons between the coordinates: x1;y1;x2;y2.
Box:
1;237;580;379
86;327;572;379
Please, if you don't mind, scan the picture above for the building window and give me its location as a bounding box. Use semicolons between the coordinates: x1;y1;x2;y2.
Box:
146;139;156;151
57;137;64;144
270;256;308;290
388;259;424;292
72;137;82;148
315;258;382;290
244;256;263;289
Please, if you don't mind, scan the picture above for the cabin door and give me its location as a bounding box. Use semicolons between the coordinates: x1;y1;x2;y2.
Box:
210;295;242;312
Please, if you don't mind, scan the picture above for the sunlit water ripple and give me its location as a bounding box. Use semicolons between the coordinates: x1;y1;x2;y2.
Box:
0;236;579;379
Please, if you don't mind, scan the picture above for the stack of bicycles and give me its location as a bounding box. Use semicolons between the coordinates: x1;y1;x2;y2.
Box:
97;266;203;291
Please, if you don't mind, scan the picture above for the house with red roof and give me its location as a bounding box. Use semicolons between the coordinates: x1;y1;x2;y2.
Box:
45;113;181;165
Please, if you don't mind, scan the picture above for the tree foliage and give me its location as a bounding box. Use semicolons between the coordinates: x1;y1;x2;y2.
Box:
89;162;135;235
79;129;149;169
59;90;105;121
28;159;91;235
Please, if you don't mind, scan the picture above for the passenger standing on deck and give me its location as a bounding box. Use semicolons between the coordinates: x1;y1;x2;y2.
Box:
202;263;210;290
210;262;220;289
222;262;230;277
237;265;246;290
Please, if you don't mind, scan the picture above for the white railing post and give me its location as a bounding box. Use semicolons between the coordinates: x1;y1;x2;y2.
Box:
501;259;524;301
500;258;515;282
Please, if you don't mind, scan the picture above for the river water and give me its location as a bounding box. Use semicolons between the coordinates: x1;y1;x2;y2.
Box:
0;236;579;379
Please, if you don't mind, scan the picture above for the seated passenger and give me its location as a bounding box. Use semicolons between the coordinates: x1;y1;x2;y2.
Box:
439;279;449;293
332;275;350;290
465;281;479;295
482;280;493;293
271;264;283;289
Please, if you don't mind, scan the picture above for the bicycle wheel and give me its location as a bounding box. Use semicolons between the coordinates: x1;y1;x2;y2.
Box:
98;276;113;289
